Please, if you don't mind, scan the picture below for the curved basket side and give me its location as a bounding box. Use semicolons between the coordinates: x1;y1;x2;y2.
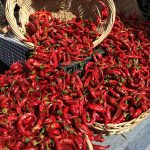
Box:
93;0;116;47
5;0;34;48
93;109;150;135
5;0;24;40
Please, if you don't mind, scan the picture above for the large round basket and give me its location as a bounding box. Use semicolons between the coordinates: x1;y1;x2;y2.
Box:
5;0;116;49
93;109;150;135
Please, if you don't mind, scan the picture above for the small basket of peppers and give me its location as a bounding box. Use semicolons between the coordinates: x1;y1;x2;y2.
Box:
5;0;116;49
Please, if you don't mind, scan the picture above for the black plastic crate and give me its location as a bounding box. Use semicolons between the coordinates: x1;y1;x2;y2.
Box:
0;59;9;74
0;35;105;75
0;35;30;66
60;49;105;75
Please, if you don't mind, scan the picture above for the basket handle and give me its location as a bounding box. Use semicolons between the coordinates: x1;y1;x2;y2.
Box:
5;0;34;48
85;134;93;150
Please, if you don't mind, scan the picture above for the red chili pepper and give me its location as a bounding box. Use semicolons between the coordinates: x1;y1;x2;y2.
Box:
107;80;118;86
74;136;83;149
78;98;84;116
82;111;96;126
87;86;97;99
99;0;108;17
93;144;110;150
82;137;87;150
109;87;120;99
63;106;72;124
119;96;131;110
10;62;22;71
115;114;125;123
95;15;101;26
18;97;28;107
109;97;122;123
106;69;122;76
75;123;92;135
93;134;105;142
50;122;61;129
26;58;41;68
74;71;83;88
60;138;74;145
88;103;106;113
121;85;136;92
141;105;148;111
53;137;61;150
106;105;111;123
24;34;33;42
67;47;81;56
85;62;95;72
115;86;128;95
44;115;56;124
132;109;142;119
31;78;38;89
123;67;131;77
61;52;71;66
17;113;36;136
61;27;74;33
32;113;45;133
61;95;73;101
31;34;38;47
25;22;37;34
69;21;85;31
70;104;80;116
51;129;61;136
0;136;18;141
50;50;58;68
1;97;11;108
83;72;92;87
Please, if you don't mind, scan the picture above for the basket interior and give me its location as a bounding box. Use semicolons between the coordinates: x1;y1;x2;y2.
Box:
15;0;109;34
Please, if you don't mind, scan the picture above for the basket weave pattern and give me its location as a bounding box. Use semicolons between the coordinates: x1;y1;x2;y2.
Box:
93;109;150;135
5;0;116;49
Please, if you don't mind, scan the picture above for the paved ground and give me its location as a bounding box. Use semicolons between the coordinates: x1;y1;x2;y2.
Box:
99;116;150;150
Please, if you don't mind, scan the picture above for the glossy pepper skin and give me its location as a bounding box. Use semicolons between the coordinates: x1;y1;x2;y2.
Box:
24;8;103;66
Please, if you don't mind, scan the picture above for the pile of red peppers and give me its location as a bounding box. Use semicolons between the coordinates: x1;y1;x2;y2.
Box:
24;4;108;66
0;8;150;150
85;16;150;124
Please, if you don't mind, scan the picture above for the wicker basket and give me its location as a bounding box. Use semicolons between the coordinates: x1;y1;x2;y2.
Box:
5;0;116;49
93;109;150;135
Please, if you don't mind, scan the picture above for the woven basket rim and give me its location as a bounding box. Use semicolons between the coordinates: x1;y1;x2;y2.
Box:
85;134;93;150
93;108;150;135
5;0;116;49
